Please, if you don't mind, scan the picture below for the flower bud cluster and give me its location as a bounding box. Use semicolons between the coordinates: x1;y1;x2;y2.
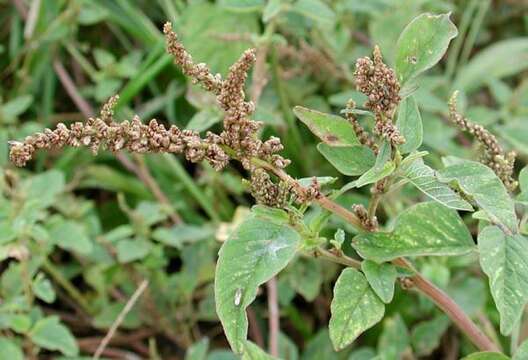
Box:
448;92;517;191
354;46;404;146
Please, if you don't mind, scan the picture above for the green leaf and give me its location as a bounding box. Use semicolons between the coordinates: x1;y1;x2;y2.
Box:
116;238;152;263
242;341;279;360
497;122;528;157
186;108;222;133
361;260;397;303
288;258;322;302
396;95;422;153
215;216;300;353
302;330;337;360
354;142;395;188
292;0;335;26
185;338;209;360
0;338;24;360
49;220;93;255
401;159;473;211
22;170;65;209
32;273;56;304
377;315;409;360
349;347;377;360
329;268;385;351
410;315;449;356
438;159;517;233
454;38;528;93
353;202;474;262
30;316;79;356
317;144;376;176
263;0;282;22
294;106;359;146
461;353;510;360
1;95;33;120
219;0;265;12
395;13;458;84
478;226;528;335
514;340;528;360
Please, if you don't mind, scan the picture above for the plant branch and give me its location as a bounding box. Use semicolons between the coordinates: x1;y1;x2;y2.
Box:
393;258;499;352
266;278;279;356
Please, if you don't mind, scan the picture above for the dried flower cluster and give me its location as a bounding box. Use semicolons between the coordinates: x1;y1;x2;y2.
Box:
448;92;517;191
344;100;378;154
352;204;378;231
9;22;298;207
354;46;404;145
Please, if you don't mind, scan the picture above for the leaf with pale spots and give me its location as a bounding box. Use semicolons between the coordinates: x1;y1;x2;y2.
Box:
353;202;475;262
478;226;528;335
294;106;360;146
395;13;458;84
329;268;385;350
396;95;423;154
401;158;473;211
215;215;300;353
438;159;517;233
361;260;397;303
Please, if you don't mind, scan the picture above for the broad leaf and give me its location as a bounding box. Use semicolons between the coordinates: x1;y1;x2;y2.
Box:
242;341;279;360
410;315;449;356
361;260;397;303
219;0;265;12
478;226;528;335
215;216;300;353
438;159;517;233
317;144;376;176
353;202;474;262
30;316;79;356
0;338;24;360
329;268;385;351
517;166;528;204
185;338;209;360
401;159;473;211
294;106;359;146
396;95;422;153
395;13;458;84
354;142;395;188
49;220;93;255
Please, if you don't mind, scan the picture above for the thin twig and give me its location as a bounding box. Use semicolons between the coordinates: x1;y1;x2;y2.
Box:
93;279;149;360
247;308;265;348
266;278;279;357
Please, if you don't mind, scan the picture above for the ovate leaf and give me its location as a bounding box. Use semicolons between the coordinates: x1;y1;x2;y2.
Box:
478;226;528;335
30;316;79;356
396;95;422;153
361;260;397;303
49;220;93;255
377;315;410;360
317;144;376;176
329;268;385;351
294;106;359;146
438;159;517;233
395;13;458;84
353;142;395;188
353;202;474;262
401;159;473;211
215;216;300;353
185;338;209;360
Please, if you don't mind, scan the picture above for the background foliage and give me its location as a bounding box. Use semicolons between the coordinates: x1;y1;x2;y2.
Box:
1;0;528;359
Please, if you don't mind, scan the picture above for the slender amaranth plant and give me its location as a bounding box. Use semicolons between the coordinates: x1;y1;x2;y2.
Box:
8;14;527;359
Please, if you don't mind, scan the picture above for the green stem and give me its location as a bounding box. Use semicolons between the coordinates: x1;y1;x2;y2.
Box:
42;259;93;314
459;0;491;69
